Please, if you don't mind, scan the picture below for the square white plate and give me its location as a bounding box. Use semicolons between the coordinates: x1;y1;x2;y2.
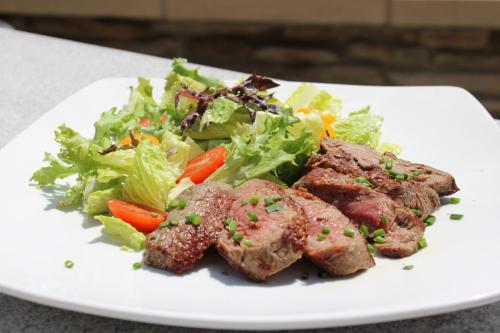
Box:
1;78;499;330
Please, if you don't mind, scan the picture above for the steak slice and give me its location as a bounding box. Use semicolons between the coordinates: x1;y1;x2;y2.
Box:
315;138;458;197
144;182;234;274
287;189;374;276
294;168;424;258
307;138;442;218
216;179;306;281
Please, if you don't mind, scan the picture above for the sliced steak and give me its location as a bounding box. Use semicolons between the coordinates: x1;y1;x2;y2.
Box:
287;189;374;276
216;179;306;281
307;138;446;218
294;168;424;258
315;138;458;197
144;182;234;274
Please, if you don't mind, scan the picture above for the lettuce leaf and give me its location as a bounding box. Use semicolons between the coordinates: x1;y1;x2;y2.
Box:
160;130;191;169
95;215;145;251
31;153;78;186
93;77;164;145
122;141;180;210
208;111;317;186
84;187;122;215
199;97;241;130
333;107;383;148
289;112;323;146
170;58;224;89
285;83;342;118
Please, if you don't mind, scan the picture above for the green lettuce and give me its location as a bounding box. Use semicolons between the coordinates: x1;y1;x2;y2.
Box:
170;58;224;89
84;187;122;215
199;97;241;130
208;110;317;186
95;215;146;251
160;130;191;169
122;141;180;210
93;78;160;144
289;111;323;145
333;107;383;148
285;83;342;118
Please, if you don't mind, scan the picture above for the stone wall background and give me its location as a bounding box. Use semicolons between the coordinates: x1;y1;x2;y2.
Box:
3;15;500;118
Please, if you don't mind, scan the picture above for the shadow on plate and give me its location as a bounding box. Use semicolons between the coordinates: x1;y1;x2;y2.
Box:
141;248;368;287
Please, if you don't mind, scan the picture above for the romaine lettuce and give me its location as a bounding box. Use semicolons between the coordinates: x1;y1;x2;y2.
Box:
122;141;180;210
285;83;342;118
333;107;383;148
95;215;146;250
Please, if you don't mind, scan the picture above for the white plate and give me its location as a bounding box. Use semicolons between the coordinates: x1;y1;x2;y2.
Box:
1;78;499;330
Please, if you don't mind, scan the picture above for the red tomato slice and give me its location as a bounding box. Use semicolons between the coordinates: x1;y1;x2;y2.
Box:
107;199;167;233
177;146;227;184
139;118;151;127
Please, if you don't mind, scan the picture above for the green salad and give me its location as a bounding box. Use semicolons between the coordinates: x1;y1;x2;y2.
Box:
31;58;399;250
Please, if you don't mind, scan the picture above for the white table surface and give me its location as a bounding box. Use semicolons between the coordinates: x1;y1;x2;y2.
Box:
1;28;499;333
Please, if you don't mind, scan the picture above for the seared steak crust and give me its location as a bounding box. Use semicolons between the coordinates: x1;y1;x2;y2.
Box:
307;138;442;218
316;138;458;197
294;168;424;258
144;182;234;273
288;189;374;276
216;179;306;281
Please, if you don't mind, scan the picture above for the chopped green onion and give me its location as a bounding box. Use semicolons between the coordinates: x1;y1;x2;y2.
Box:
223;218;231;226
177;198;187;209
355;176;375;189
322;226;331;234
242;239;253;247
168;199;179;210
449;197;461;204
410;208;422;217
424;215;436;226
373;236;385;244
413;170;422;176
186;213;202;226
272;196;282;202
317;233;326;241
385;158;393;170
132;262;142;270
264;197;274;207
228;220;238;235
343;228;355;238
64;260;74;269
265;203;284;213
240;200;248;206
395;174;405;181
403;265;414;271
247;211;259;222
373;228;385;238
250;195;259;205
450;213;464;221
233;233;243;243
381;215;390;224
359;224;369;238
418;237;427;249
159;221;170;229
169;220;179;226
379;157;386;164
367;243;376;253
